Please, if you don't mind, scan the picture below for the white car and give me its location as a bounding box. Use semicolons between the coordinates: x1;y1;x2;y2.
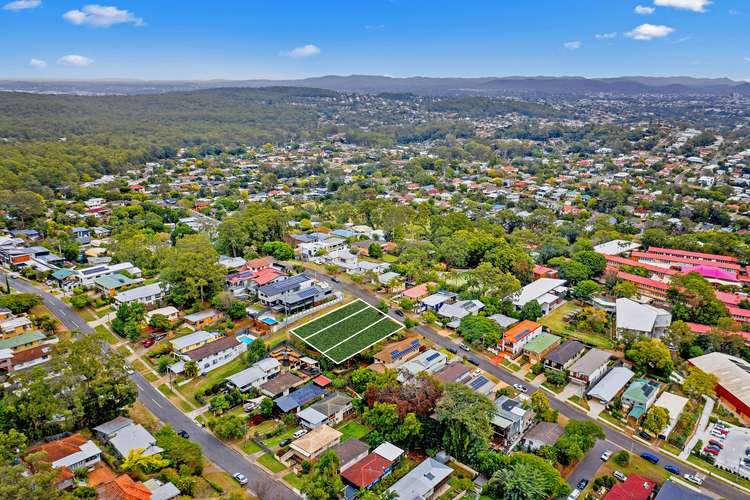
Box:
566;489;581;500
292;429;308;439
683;473;703;486
613;471;627;482
243;401;258;412
513;383;528;393
600;450;612;461
9;272;19;279
233;473;248;485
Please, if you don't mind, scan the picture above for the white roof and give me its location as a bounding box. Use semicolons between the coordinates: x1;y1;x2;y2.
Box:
109;423;163;457
373;442;404;462
654;392;688;434
587;367;635;402
184;309;219;322
114;283;162;303
0;316;31;331
171;330;219;351
298;407;327;425
594;240;640;256
51;440;102;469
146;306;179;318
511;278;567;307
616;298;671;333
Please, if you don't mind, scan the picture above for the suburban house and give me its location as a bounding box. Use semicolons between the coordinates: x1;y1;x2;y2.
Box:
615;298;672;339
225;357;281;392
521;422;564;451
464;373;495;396
170;330;221;353
297;392;354;429
604;474;655;500
183;309;224;330
492;396;534;451
28;433;102;489
400;283;433;303
653;392;688;439
622;379;662;422
103;422;163;459
288;424;342;461
113;282;165;307
437;299;485;328
259;372;304;398
341;442;403;497
433;362;472;385
543;340;586;372
94;273;142;296
500;320;543;358
0;330;47;353
257;274;315;305
0;315;33;336
96;474;152;500
510;278;567;316
332;438;370;473
418;291;456;313
397;349;448;382
568;349;611;387
275;383;326;413
587;366;635;404
92;416;135;440
1;343;53;372
387;457;453;500
522;332;561;363
172;335;246;375
373;336;423;367
72;262;140;288
145;306;180;323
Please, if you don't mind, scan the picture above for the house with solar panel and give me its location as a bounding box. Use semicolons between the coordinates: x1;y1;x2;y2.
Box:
72;262;140;288
491;395;535;451
622;378;662;424
274;383;327;413
464;373;495;396
256;274;334;314
396;349;447;382
297;392;354;429
372;335;423;368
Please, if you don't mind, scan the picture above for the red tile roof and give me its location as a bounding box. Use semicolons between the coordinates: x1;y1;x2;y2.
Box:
96;474;152;500
313;375;332;387
503;320;542;344
402;283;430;299
647;247;738;263
252;267;285;285
604;474;655;500
340;453;393;489
30;433;88;463
616;271;670;291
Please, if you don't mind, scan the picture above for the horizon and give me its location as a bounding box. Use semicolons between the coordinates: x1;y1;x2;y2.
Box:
3;0;750;80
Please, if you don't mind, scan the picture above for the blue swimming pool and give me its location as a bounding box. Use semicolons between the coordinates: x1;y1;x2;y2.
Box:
237;334;256;345
261;317;278;325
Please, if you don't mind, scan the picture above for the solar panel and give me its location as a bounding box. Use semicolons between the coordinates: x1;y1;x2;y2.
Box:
410;339;420;348
469;376;489;390
81;266;107;276
426;352;441;362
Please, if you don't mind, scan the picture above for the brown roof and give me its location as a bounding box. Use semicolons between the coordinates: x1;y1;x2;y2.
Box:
331;438;369;468
12;344;52;365
96;474;152;500
30;433;88;463
185;335;240;361
87;463;117;487
433;362;471;384
259;372;303;396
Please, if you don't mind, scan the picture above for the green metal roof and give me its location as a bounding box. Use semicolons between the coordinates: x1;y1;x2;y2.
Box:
622;378;660;405
523;332;561;354
0;331;46;349
94;273;138;290
51;268;75;280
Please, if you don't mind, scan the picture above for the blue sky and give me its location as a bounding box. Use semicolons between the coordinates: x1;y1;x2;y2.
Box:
3;0;749;80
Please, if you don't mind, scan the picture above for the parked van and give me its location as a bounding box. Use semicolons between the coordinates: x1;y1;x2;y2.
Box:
640;452;659;464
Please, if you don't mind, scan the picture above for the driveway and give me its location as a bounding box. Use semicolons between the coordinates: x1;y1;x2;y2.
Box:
568;440;609;490
681;396;715;459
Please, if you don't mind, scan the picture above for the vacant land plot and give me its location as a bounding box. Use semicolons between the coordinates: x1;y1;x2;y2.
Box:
292;299;403;363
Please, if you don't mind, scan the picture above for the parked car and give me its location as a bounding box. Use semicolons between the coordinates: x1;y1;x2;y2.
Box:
683;474;703;485
715;421;728;429
9;272;19;279
459;342;470;351
640;452;659;464
393;309;404;317
566;489;581;500
292;429;308;439
153;333;167;341
600;450;612;461
664;465;680;475
468;357;480;366
142;338;155;348
638;431;651;441
243;401;258;412
710;430;725;439
279;438;293;447
613;471;627;482
232;473;248;485
703;447;719;456
716;428;729;435
330;277;339;283
708;439;724;449
513;383;528;393
447;346;458;354
576;479;589;490
177;430;189;439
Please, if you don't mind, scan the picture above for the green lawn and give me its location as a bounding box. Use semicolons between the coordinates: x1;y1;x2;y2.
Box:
249;420;279;437
601;454;669;484
242;440;262;455
145;372;158;382
660;443;682;456
176;355;247;403
568;395;590;411
116;345;131;357
78;308;97;322
257;452;286;473
131;358;150;374
541;382;565;394
95;325;119;344
599;412;627;429
283;472;306;490
539;302;614;349
338;421;370;442
265;427;298;449
158;383;176;397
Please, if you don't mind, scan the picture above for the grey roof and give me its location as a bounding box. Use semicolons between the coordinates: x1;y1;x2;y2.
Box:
331;438;369;468
587;366;635;402
544;340;586;365
258;274;311;296
511;278;566;307
568;348;611;376
114;282;162;302
489;314;519;329
109;423;163;458
420;291;456;307
387;457;452;500
654;479;711;500
616;298;671;333
92;416;133;436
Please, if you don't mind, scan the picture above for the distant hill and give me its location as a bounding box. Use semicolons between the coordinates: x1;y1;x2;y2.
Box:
1;75;748;96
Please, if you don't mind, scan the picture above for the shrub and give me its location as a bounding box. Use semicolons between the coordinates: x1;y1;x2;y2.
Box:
613;450;629;467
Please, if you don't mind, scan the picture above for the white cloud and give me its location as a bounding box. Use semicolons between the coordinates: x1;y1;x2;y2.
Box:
654;0;711;13
745;57;750;62
595;32;617;40
626;23;674;41
634;5;655;14
2;0;40;11
563;41;581;50
29;58;47;68
284;44;321;57
57;54;94;67
63;4;144;28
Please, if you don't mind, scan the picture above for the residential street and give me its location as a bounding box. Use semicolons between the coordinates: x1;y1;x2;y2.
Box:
312;272;746;500
4;273;299;500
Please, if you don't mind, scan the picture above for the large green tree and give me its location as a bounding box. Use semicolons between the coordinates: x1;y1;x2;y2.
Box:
160;233;225;306
435;383;495;463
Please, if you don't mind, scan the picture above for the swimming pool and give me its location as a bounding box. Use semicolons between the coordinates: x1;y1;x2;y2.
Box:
236;334;257;345
260;317;278;326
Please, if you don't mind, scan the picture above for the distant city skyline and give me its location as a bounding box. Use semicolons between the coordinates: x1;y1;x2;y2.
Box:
3;0;750;81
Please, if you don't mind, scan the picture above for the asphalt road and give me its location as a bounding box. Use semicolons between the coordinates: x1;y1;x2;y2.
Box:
311;272;746;500
4;274;299;500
